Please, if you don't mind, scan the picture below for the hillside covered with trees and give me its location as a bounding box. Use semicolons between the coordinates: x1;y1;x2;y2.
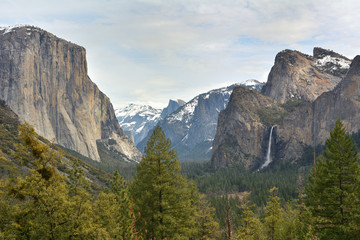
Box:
1;116;360;239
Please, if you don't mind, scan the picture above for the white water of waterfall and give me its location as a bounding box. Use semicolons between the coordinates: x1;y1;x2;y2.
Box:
260;126;274;169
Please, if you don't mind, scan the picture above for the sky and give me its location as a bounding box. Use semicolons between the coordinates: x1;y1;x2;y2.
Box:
1;0;360;109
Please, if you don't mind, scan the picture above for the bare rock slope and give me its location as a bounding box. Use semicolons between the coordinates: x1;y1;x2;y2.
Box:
262;48;350;103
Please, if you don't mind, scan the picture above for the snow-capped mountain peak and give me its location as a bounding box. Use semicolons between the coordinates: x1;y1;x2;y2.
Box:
115;99;185;145
313;47;351;77
115;104;162;145
242;79;265;91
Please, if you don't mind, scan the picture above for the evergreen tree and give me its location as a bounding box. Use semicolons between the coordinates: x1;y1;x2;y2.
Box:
264;187;282;240
3;123;99;239
8;123;73;239
110;171;136;239
236;201;264;240
0;178;17;239
277;202;299;240
306;119;360;239
294;194;317;240
1;123;146;239
130;126;198;239
194;195;220;240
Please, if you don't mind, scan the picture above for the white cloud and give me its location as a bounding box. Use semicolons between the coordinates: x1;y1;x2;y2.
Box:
1;0;360;108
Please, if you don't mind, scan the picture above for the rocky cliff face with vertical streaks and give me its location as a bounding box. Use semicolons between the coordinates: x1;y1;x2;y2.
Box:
0;25;141;162
211;87;281;169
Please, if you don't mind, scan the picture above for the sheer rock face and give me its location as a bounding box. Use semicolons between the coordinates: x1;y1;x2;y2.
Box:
262;48;350;103
0;26;141;162
211;87;280;169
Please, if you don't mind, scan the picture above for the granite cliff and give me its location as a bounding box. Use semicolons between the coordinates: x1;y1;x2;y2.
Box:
262;48;350;103
211;87;281;169
0;25;141;162
211;48;358;170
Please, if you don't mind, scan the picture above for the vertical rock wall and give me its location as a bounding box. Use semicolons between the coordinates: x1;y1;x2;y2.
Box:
0;26;141;162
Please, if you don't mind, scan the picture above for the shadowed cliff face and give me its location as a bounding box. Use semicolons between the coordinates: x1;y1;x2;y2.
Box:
262;48;350;104
0;26;141;162
211;87;282;170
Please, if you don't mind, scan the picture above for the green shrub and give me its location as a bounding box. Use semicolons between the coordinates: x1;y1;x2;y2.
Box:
256;106;286;125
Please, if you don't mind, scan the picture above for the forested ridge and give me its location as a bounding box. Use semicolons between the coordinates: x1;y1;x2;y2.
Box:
1;97;360;239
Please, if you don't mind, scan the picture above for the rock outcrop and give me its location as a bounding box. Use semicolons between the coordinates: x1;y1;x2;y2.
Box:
0;25;141;162
262;48;350;103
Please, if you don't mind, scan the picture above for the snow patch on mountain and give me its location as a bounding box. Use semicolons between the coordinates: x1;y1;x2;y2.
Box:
0;25;43;35
242;79;265;91
115;104;160;119
115;99;185;145
168;97;199;124
167;81;264;126
136;80;265;160
315;55;351;70
115;104;162;145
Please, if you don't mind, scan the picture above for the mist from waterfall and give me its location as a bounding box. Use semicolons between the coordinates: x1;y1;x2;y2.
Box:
260;126;275;169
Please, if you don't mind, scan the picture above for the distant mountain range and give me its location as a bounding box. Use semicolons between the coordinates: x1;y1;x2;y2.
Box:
115;99;185;145
134;80;265;161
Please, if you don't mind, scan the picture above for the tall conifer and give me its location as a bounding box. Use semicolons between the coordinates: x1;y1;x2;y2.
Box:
131;126;198;239
306;119;360;239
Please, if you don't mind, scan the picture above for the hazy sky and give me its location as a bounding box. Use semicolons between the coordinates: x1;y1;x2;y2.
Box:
1;0;360;108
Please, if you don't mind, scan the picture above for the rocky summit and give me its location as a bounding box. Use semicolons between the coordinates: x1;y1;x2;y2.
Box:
0;25;141;162
261;47;350;103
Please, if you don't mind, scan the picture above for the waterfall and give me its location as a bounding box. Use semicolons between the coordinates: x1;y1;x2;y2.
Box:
260;126;275;169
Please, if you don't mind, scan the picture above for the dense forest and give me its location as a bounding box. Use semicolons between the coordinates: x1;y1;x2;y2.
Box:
1;116;360;239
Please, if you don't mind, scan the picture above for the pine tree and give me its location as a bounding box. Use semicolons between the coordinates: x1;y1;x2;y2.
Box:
294;194;316;240
130;126;198;239
194;195;220;240
110;171;136;239
264;187;282;240
236;200;264;240
0;178;17;239
306;119;360;239
5;123;99;239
